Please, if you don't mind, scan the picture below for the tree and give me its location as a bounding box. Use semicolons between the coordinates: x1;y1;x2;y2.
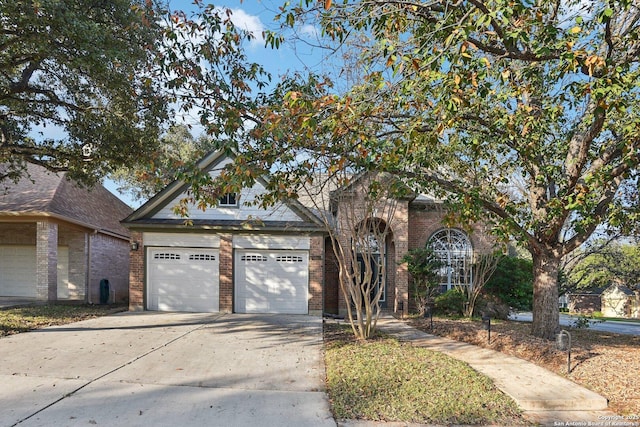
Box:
258;0;640;339
484;256;534;311
111;125;216;201
462;252;501;318
401;246;442;315
565;240;640;291
0;0;167;186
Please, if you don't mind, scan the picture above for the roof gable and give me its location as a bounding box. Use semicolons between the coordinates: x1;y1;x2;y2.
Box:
122;151;322;230
0;163;132;238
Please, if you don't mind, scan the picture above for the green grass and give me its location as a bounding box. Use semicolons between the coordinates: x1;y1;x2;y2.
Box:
324;323;527;425
0;303;126;337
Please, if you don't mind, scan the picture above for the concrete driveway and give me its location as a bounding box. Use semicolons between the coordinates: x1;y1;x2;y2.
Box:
0;312;335;427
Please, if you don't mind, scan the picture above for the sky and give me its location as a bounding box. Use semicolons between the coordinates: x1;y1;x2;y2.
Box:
105;0;328;208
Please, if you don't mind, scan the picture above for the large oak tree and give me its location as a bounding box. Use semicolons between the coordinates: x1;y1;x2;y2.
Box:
161;0;640;339
259;0;640;339
0;0;167;185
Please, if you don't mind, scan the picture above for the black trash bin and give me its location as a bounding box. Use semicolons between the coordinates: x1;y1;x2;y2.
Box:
99;279;110;304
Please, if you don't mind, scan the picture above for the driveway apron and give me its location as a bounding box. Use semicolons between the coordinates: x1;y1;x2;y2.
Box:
0;312;335;427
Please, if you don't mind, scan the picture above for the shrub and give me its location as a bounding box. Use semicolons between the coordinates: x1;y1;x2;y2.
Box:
484;256;533;311
435;289;467;316
401;246;442;315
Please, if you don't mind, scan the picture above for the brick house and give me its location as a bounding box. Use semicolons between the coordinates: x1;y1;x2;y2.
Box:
0;164;132;303
123;151;494;316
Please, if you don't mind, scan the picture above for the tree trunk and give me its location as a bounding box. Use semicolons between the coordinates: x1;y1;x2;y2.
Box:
531;250;561;339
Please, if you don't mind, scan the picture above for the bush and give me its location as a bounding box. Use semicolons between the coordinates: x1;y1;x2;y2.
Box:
484;256;533;311
434;289;467;316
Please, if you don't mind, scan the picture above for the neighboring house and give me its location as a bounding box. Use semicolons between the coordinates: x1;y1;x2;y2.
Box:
601;284;640;318
567;288;604;314
0;163;133;303
122;151;494;316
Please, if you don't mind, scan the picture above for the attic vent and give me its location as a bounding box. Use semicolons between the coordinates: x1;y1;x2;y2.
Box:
189;254;216;261
276;255;304;263
241;255;267;262
154;253;181;260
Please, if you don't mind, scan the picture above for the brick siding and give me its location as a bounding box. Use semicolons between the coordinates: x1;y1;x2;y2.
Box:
309;234;324;315
89;233;130;304
219;233;233;313
128;231;144;310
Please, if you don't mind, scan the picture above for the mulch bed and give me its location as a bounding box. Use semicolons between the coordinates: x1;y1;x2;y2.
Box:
409;317;640;416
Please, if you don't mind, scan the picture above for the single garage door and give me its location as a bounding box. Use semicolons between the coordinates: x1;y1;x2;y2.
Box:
0;245;37;297
235;250;308;314
147;247;219;312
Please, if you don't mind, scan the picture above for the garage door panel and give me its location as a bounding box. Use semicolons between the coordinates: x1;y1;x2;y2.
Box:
0;246;37;297
147;248;219;313
235;250;308;314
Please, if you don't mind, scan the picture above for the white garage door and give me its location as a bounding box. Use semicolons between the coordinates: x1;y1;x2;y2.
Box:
147;247;219;313
235;250;308;314
0;245;37;297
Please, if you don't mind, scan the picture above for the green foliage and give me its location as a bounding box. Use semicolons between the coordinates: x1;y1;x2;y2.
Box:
484;256;534;311
111;125;216;201
0;0;167;185
324;323;523;424
401;246;442;314
434;289;467;316
253;0;640;339
565;241;640;292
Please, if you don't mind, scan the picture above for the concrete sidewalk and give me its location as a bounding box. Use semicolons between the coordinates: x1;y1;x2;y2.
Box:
375;316;616;426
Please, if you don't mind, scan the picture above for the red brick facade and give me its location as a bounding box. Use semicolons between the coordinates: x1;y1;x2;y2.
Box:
0;219;130;303
219;234;233;313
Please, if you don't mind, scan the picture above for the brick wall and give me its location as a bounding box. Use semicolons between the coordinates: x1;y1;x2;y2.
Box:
219;233;233;313
128;231;144;310
324;237;339;314
308;234;324;315
90;233;130;304
0;222;36;244
36;220;58;300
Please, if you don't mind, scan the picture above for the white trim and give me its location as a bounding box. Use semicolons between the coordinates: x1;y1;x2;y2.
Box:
233;234;310;250
143;232;220;248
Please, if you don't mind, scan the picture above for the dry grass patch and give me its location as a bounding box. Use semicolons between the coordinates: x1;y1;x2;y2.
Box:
324;322;528;425
410;317;640;415
0;303;127;337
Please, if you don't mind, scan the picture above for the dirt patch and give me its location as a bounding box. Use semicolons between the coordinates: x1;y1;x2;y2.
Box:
409;317;640;416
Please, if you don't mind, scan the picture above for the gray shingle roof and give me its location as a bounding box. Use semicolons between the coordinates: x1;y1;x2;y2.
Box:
0;163;132;239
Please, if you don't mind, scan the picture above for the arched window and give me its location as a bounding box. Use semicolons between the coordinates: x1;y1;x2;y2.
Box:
428;228;473;291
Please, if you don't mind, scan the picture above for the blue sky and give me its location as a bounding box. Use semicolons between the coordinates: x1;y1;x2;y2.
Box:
105;0;327;207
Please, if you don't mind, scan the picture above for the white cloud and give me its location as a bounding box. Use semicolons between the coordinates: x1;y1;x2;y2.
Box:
227;8;265;47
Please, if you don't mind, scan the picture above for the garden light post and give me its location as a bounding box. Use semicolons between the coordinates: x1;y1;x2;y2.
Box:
482;315;491;343
425;305;433;330
557;329;572;374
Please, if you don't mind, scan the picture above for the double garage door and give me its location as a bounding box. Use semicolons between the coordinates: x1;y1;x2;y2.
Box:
147;247;308;314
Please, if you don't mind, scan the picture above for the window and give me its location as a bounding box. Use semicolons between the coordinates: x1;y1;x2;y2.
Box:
189;254;216;261
241;255;267;262
218;193;237;206
154;253;181;260
428;228;473;291
276;255;303;263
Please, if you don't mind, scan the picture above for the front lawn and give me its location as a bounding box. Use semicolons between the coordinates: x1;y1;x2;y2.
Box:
0;303;127;337
324;322;528;425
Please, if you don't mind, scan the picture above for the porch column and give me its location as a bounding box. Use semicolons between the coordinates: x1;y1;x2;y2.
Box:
36;220;58;301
